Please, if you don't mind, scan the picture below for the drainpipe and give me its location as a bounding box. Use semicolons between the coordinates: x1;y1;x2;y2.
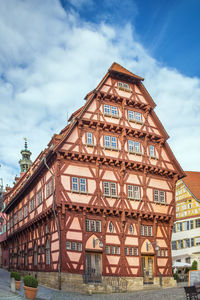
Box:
42;156;61;290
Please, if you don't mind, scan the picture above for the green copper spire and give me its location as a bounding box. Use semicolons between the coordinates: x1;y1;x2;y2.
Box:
19;138;32;173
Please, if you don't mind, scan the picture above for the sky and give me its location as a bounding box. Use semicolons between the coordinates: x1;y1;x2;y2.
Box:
0;0;200;187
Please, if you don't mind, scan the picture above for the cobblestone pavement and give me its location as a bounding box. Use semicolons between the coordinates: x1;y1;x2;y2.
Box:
0;268;187;300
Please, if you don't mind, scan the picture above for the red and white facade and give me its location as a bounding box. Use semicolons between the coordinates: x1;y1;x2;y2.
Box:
4;63;184;292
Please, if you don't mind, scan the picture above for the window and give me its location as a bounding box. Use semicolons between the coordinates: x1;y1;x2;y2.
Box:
149;145;155;157
86;132;93;145
104;104;118;117
165;250;168;257
85;219;101;232
106;246;110;254
104;135;118;150
177;222;182;232
135;248;138;256
118;82;130;91
178;240;183;249
185;239;190;248
109;222;113;233
72;242;77;251
173;224;176;233
161;250;164;257
196;237;200;246
183;221;190;231
154;190;166;203
66;241;71;250
128;110;142;122
191;238;194;247
103;182;117;197
34;244;37;266
72;177;87;193
149;226;152;236
140;225;144;236
144;225;148;236
77;243;82;251
116;247;120;255
129;224;134;234
18;210;23;221
45;240;51;265
128;140;141;154
30;197;34;212
111;246;115;254
14;214;17;225
130;248;134;256
46;178;53;198
190;220;194;229
125;247;129;256
127;185;140;200
24;205;28;217
37;190;43;206
195;219;200;228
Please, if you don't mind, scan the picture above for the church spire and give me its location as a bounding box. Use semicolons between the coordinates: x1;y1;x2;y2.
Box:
19;138;32;174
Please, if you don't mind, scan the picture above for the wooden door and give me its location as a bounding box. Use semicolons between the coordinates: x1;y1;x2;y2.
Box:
141;256;154;283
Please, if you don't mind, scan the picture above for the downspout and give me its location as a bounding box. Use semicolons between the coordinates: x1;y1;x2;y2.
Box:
42;156;61;290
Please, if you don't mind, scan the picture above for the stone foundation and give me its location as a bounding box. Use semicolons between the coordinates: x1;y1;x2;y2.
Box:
15;271;177;294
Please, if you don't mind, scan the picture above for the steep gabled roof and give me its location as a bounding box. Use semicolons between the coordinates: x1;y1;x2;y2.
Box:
182;171;200;200
109;62;144;81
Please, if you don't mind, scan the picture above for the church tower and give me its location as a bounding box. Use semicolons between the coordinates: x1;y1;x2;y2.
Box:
19;138;32;175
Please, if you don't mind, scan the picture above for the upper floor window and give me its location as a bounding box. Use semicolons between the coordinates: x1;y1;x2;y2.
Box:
141;225;153;237
171;241;177;250
109;222;114;233
104;104;118;117
30;197;35;212
46;178;53;198
177;222;182;232
14;214;17;225
37;190;43;206
18;209;23;222
118;82;130;92
24;205;28;218
127;185;140;200
104;135;118;150
128;140;141;154
85;219;101;232
103;182;117;197
72;177;87;193
128;110;142;123
86;132;93;145
154;190;165;203
129;224;134;234
149;145;155;157
195;219;200;228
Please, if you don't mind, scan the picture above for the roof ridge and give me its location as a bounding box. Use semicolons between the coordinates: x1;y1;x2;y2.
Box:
109;62;144;80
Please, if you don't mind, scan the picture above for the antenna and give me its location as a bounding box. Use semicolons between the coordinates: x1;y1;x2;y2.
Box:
24;137;28;150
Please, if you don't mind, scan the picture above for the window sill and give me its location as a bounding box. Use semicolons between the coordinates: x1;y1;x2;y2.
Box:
71;190;88;195
150;156;158;160
128;197;142;201
128;151;143;156
103;113;120;119
154;201;167;206
118;86;131;93
85;143;95;148
103;194;120;199
104;146;119;152
128;119;144;125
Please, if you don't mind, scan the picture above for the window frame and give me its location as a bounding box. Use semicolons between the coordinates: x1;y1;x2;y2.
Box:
103;181;118;198
71;177;87;194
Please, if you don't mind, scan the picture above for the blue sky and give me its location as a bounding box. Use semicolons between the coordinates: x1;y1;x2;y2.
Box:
0;0;200;186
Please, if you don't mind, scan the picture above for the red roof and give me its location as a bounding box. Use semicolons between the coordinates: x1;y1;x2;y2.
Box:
109;62;144;81
183;171;200;200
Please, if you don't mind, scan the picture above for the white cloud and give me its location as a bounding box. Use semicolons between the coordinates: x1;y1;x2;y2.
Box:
0;0;200;187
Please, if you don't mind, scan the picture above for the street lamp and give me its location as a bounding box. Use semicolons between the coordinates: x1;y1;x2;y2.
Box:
93;238;103;249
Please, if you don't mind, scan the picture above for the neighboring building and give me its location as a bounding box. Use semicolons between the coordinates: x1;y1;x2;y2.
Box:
172;171;200;268
4;63;184;293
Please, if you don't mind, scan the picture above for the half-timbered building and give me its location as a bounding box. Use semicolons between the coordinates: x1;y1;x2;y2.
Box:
4;63;184;292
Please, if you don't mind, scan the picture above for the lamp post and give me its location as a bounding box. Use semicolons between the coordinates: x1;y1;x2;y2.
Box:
93;238;103;249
